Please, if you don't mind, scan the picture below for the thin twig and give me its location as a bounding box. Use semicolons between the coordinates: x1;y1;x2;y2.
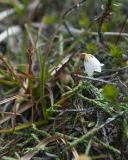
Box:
97;0;112;48
62;0;87;19
59;25;128;37
62;0;87;45
115;14;128;45
73;74;115;85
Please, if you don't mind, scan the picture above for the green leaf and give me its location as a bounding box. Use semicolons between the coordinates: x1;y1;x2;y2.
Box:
103;84;119;102
109;43;123;58
86;43;97;54
79;16;89;27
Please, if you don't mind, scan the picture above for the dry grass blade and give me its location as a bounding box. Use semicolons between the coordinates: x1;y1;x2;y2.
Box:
72;148;80;160
47;83;54;106
0;102;31;125
0;78;29;126
50;54;73;76
0;95;22;105
0;111;21;115
21;135;79;160
11;79;29;131
0;53;25;89
25;24;35;49
27;45;35;122
60;138;79;160
20;136;58;160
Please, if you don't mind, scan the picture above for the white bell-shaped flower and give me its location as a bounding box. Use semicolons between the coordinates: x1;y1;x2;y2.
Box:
83;53;104;77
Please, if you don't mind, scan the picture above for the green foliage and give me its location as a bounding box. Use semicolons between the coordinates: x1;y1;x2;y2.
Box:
86;43;98;54
103;84;119;102
109;43;124;66
79;16;89;27
102;22;109;32
43;15;60;25
22;0;30;6
109;43;123;58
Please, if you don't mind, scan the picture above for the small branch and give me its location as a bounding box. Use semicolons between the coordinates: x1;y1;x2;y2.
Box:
62;0;87;46
91;32;128;37
59;25;128;37
62;0;87;20
73;74;115;85
115;14;128;45
96;0;112;48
